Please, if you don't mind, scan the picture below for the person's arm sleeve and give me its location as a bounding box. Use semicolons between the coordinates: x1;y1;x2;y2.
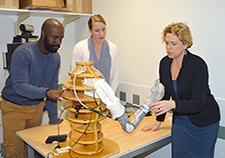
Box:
71;43;84;71
45;99;58;124
45;60;60;124
110;45;119;93
11;48;47;99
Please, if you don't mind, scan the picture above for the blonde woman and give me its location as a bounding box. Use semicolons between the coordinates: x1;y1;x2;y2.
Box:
71;14;119;92
142;22;220;158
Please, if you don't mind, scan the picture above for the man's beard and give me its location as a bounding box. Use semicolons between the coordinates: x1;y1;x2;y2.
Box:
44;36;60;53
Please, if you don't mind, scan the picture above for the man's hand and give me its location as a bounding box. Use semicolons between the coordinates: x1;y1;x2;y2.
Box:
46;89;65;102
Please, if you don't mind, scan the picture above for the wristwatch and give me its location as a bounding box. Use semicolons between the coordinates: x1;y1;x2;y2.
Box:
45;88;51;98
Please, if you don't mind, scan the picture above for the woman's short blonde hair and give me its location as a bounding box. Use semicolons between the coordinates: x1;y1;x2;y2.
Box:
162;22;193;48
88;14;107;30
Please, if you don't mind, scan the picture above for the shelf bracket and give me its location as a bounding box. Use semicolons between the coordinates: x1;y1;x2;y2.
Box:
63;15;81;28
14;12;31;36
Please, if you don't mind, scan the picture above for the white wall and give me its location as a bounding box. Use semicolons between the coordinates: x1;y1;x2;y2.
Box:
92;0;225;98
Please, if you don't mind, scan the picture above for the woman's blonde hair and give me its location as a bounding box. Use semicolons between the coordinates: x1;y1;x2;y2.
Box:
88;14;106;30
162;22;193;48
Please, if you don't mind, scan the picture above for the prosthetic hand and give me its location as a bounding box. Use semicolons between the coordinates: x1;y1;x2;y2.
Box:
85;79;164;134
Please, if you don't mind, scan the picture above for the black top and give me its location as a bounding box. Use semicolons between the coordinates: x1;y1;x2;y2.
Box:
157;51;220;127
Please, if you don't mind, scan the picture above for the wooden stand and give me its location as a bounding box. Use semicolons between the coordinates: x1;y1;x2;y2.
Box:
52;138;119;158
59;61;119;156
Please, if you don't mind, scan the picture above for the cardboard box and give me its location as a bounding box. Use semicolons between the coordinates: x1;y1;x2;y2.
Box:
19;0;92;13
20;0;56;8
19;0;66;11
19;0;66;8
67;0;92;13
0;0;19;9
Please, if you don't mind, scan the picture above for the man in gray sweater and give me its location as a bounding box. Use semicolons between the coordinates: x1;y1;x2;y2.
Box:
1;18;64;158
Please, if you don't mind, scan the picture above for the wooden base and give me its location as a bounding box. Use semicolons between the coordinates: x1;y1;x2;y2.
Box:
62;80;95;91
63;91;98;102
52;138;119;158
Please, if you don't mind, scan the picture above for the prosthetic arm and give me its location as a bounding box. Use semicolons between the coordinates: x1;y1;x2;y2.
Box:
86;79;164;134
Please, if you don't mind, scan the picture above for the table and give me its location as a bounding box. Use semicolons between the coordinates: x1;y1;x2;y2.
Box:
16;115;172;158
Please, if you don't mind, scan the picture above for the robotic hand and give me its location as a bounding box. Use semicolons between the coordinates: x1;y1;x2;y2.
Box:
85;79;164;134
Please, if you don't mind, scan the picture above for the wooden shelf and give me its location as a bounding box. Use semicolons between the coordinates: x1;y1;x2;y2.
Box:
0;8;92;35
0;8;91;18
